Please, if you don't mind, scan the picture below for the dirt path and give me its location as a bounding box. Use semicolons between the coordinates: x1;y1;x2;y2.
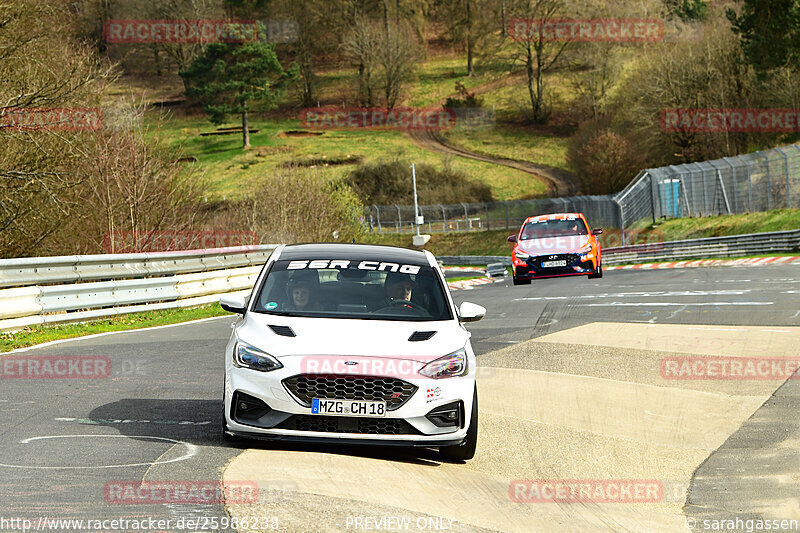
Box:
406;73;581;197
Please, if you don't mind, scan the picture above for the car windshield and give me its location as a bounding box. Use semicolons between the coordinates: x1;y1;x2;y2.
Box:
520;218;588;239
253;259;452;321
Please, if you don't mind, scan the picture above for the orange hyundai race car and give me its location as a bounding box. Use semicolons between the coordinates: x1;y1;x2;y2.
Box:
508;213;603;285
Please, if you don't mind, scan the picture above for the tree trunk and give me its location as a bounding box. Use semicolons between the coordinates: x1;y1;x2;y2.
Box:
242;108;251;150
383;0;390;40
466;0;474;76
501;0;507;39
525;44;536;121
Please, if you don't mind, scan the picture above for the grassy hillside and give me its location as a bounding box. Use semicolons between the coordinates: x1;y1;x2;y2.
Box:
153;112;548;201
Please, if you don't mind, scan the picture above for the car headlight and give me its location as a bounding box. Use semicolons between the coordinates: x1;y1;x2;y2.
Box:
578;243;594;259
234;342;283;372
419;349;468;379
514;250;531;261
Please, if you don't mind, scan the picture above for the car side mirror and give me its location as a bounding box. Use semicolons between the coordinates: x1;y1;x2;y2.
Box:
592;229;603;235
459;302;486;323
507;235;517;243
220;294;247;314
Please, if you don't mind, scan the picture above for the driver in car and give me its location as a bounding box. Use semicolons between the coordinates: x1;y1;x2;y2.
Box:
372;272;417;311
385;272;413;301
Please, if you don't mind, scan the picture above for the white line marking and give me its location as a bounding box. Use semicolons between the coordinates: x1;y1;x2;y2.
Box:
514;290;750;302
0;435;197;469
575;302;773;307
687;327;746;331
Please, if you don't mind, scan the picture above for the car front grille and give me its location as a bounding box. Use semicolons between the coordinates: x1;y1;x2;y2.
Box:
275;414;421;435
532;254;580;268
282;374;417;411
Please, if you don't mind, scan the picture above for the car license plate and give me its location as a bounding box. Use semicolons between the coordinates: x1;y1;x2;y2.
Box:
541;260;567;268
311;398;386;417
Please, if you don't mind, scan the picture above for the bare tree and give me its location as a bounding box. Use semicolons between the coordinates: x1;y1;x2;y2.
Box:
508;0;572;123
0;0;114;257
435;0;495;76
343;14;382;106
376;21;420;108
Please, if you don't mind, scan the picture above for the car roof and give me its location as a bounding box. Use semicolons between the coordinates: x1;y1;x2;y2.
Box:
278;243;431;264
523;213;585;223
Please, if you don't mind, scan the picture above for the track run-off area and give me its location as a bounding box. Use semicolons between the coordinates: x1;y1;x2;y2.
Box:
1;260;798;532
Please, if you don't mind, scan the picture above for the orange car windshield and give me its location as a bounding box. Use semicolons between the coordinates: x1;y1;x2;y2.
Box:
521;219;588;239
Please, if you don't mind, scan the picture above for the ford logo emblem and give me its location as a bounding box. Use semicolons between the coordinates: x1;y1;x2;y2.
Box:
344;361;358;366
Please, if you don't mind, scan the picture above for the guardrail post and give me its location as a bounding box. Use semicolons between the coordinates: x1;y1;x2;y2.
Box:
722;158;738;212
648;172;657;224
485;204;490;230
757;151;772;210
614;196;626;245
394;204;402;230
775;146;790;208
460;202;468;225
440;204;447;232
504;201;509;229
373;205;382;234
739;156;753;211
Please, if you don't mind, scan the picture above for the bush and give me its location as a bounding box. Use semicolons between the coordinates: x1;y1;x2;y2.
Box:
443;81;484;109
567;120;645;195
227;167;365;244
347;158;494;206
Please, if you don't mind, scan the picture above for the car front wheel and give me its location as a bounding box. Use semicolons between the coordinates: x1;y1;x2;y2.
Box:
588;261;603;279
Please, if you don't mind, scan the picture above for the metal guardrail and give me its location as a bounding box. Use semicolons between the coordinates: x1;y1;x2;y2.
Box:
437;230;800;267
0;245;278;332
601;229;800;265
0;245;277;288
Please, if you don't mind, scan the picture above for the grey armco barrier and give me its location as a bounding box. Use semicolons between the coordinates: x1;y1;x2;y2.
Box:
0;245;278;332
438;229;800;267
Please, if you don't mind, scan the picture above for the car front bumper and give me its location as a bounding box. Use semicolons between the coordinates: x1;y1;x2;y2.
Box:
224;354;475;444
513;252;598;279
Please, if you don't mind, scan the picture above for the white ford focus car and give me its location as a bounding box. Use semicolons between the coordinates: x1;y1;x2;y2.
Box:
220;244;485;460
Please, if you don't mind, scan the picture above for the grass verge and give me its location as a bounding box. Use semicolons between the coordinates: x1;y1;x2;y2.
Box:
0;304;231;353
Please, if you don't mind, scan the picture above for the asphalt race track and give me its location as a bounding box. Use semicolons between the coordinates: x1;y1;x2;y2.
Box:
1;262;798;532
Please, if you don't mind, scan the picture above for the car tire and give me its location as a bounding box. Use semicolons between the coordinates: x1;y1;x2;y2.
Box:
588;262;603;279
512;275;531;285
440;385;478;462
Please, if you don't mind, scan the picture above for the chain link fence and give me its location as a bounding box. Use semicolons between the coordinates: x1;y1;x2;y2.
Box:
616;144;800;232
363;196;621;234
364;144;800;244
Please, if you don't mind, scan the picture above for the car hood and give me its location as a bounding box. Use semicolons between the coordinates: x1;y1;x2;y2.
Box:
235;314;469;363
518;235;590;256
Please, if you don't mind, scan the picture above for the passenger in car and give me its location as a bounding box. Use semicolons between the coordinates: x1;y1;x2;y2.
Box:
286;275;323;312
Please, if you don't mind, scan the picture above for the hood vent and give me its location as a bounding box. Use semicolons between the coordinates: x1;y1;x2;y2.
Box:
269;325;296;337
408;331;436;342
